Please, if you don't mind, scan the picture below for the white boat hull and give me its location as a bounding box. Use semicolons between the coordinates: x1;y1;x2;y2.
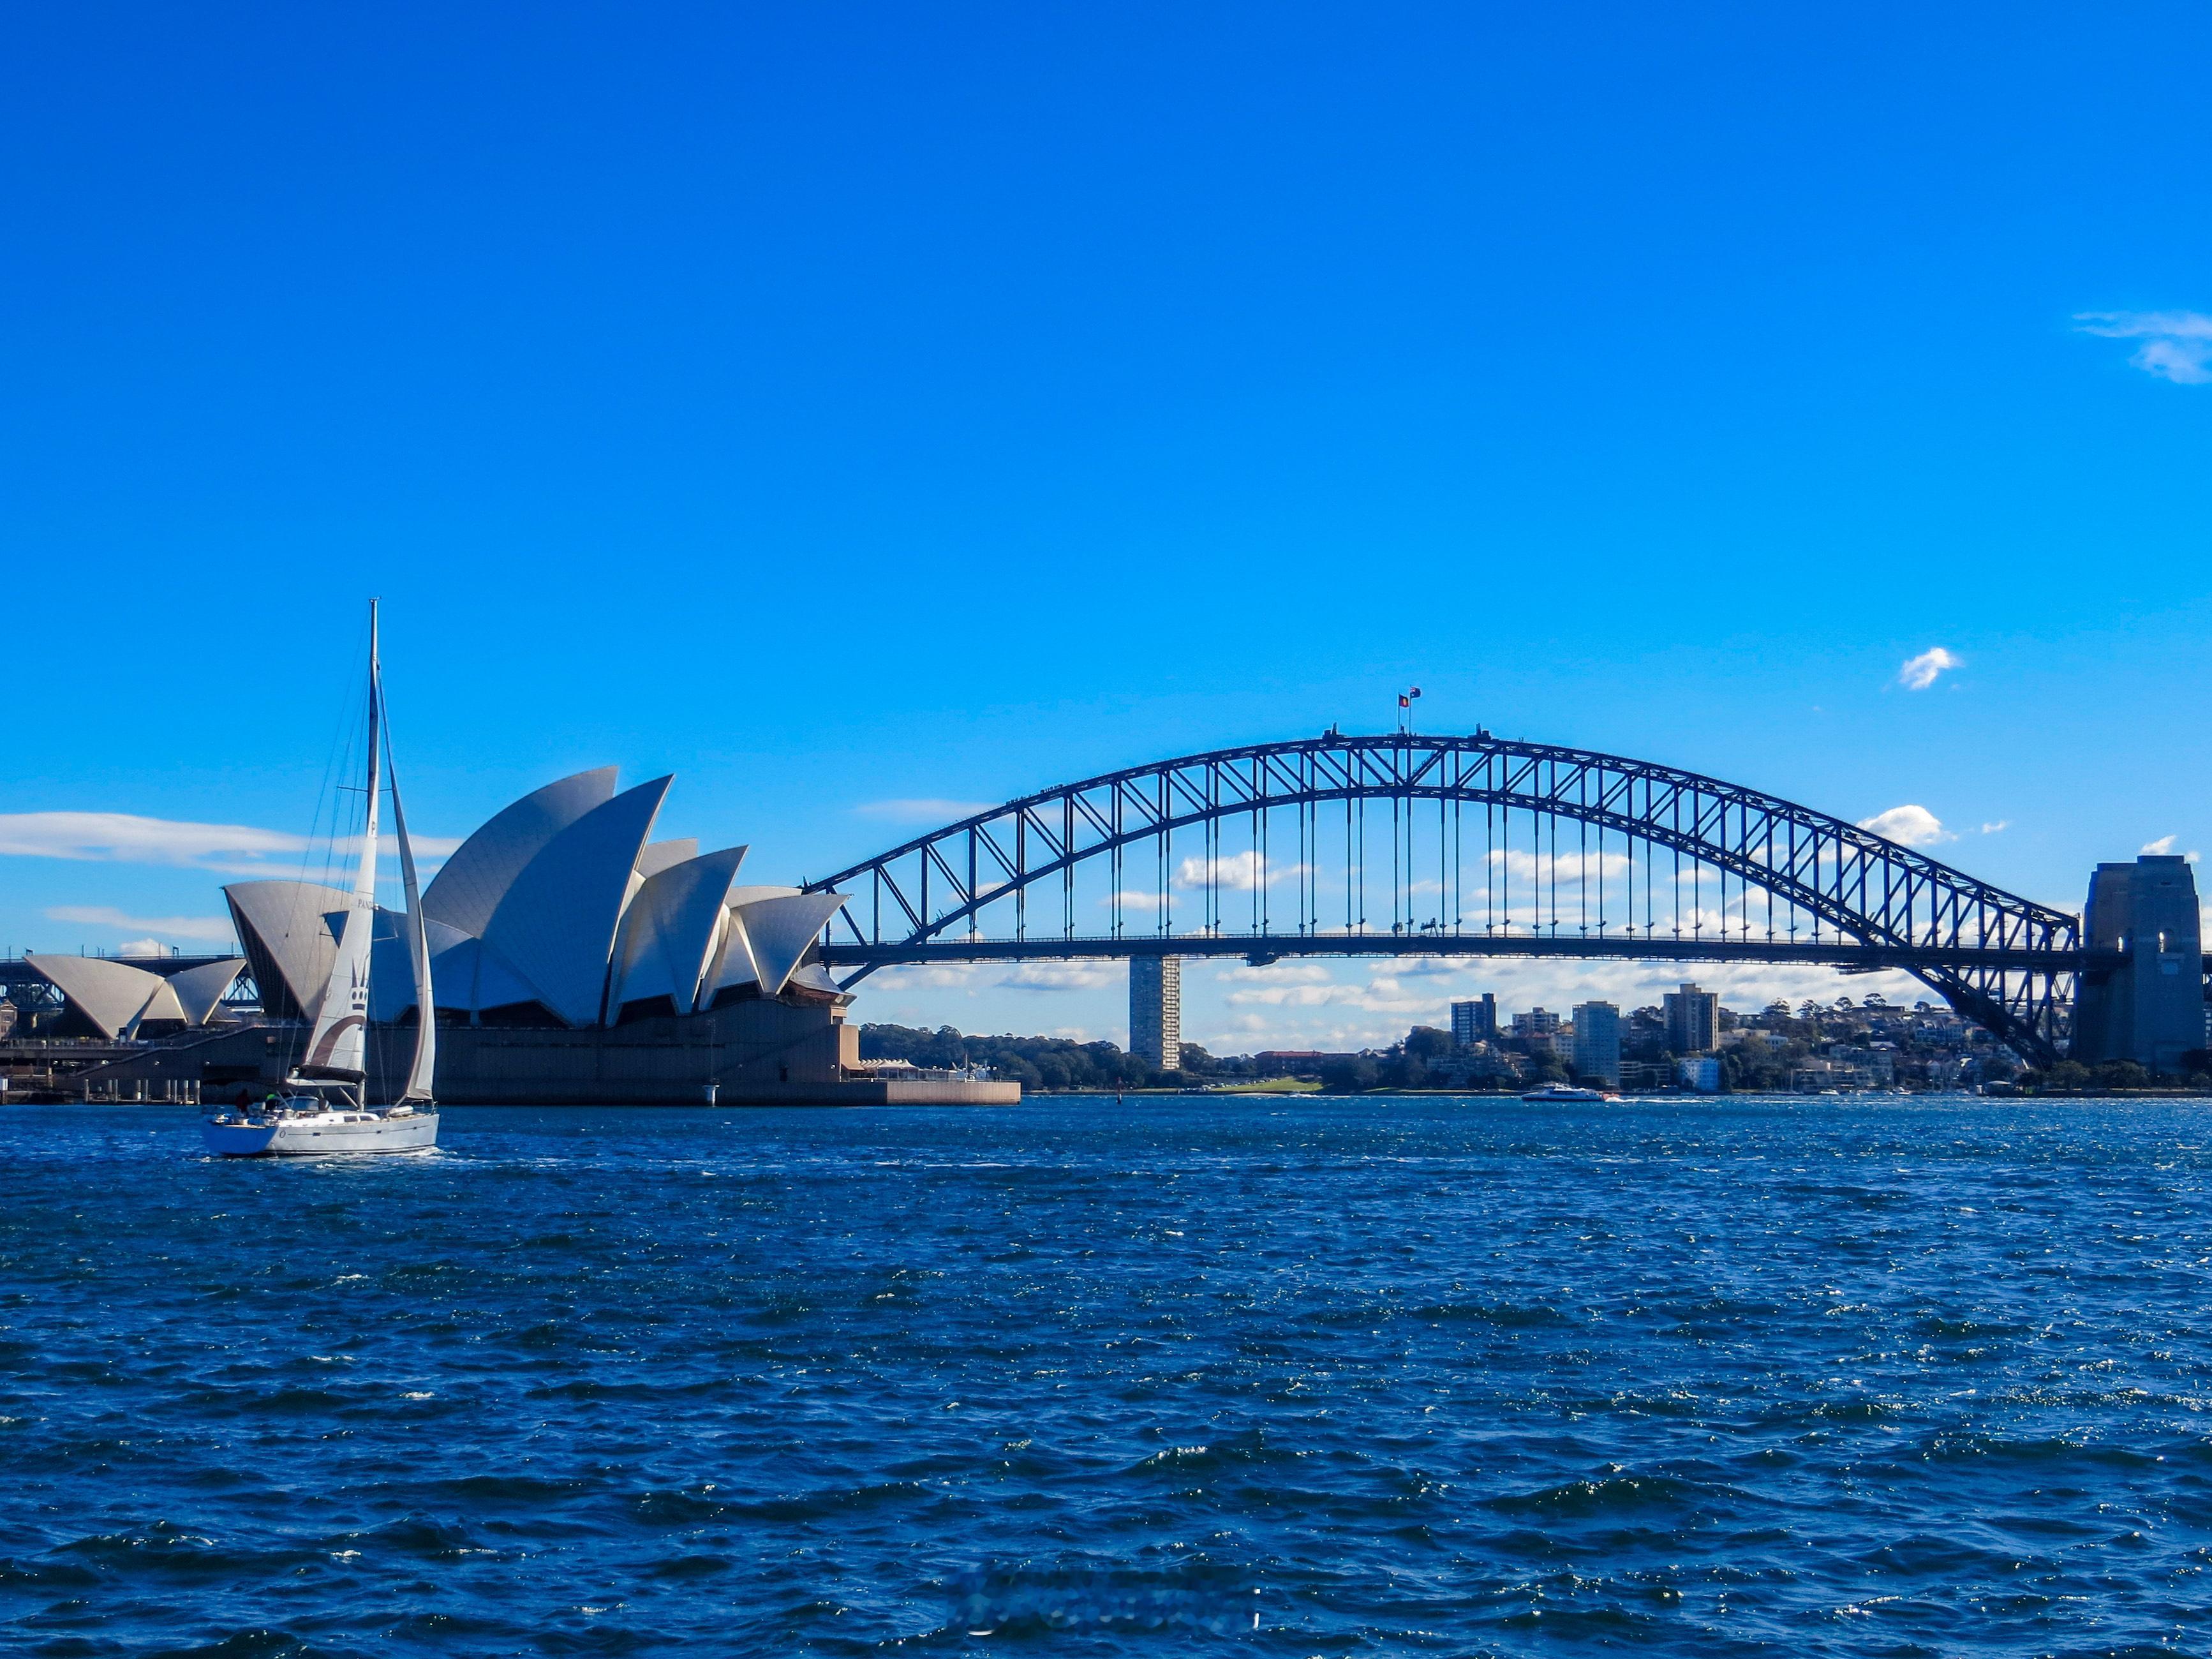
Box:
203;1108;438;1156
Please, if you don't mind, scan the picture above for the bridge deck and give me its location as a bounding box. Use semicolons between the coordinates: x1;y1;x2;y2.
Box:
817;935;2141;973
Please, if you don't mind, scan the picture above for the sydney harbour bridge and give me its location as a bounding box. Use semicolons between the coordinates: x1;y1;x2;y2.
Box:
803;732;2208;1069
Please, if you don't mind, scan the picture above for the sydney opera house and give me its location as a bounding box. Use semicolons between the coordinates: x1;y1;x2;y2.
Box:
226;768;847;1034
45;768;1014;1105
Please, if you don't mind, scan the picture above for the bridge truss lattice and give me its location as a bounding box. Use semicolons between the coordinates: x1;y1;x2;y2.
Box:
808;734;2081;1063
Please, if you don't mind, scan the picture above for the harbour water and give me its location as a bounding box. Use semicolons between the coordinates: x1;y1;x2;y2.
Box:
2;1095;2208;1655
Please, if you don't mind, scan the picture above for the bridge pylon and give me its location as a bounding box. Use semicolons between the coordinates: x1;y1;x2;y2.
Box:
2072;854;2208;1075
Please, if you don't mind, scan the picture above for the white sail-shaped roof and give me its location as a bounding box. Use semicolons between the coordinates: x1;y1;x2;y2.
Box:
386;932;544;1019
422;766;617;939
609;845;748;1016
24;955;167;1039
167;958;248;1025
783;960;847;998
366;911;478;1022
705;884;793;993
728;888;849;1000
131;976;188;1034
635;839;700;880
479;776;672;1027
623;838;702;920
224;880;352;1020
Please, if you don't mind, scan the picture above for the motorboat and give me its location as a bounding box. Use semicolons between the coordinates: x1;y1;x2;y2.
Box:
204;600;440;1157
1519;1083;1621;1103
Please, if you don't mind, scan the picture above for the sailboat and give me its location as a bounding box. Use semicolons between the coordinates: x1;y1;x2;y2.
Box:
204;601;439;1156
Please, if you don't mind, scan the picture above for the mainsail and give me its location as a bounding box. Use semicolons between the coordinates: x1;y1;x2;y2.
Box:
300;604;382;1079
386;699;438;1105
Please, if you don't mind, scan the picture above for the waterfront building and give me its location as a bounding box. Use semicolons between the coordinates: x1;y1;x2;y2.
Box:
1571;1001;1622;1088
1131;955;1182;1071
223;768;849;1030
1450;995;1497;1048
1829;1045;1896;1084
1505;1006;1566;1059
1663;983;1719;1053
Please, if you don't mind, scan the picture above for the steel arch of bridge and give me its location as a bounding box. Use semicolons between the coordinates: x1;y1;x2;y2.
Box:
806;734;2081;1062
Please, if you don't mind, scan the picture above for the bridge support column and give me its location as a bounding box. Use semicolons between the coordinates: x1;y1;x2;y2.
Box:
2072;854;2206;1073
1130;955;1181;1073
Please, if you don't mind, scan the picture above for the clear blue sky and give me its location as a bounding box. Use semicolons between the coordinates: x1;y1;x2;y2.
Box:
4;3;2207;1047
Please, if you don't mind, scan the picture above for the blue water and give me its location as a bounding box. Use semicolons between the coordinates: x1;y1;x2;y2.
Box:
3;1096;2210;1656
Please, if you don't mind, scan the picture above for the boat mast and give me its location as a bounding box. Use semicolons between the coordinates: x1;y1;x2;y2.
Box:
299;600;383;1098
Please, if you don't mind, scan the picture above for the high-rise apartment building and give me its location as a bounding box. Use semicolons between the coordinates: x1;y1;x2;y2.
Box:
1571;1001;1622;1087
1450;994;1497;1048
1130;955;1182;1072
1511;1007;1563;1038
1663;982;1718;1053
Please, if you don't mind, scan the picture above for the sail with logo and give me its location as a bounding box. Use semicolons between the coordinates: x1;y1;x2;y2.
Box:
204;600;439;1156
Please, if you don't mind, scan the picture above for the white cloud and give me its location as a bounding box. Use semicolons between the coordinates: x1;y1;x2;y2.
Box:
1896;648;1961;691
1485;847;1633;884
1001;963;1120;992
1173;851;1309;891
1856;805;1954;847
2075;310;2212;385
869;964;998;992
1224;977;1432;1014
1100;889;1168;911
45;905;238;943
869;960;1123;997
0;811;456;874
2143;835;2178;855
1980;821;2010;835
1205;960;1334;986
1394;955;1469;978
0;811;305;870
852;798;996;823
117;938;166;956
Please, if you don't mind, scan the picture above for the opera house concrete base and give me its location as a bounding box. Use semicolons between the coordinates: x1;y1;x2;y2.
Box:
71;994;1020;1108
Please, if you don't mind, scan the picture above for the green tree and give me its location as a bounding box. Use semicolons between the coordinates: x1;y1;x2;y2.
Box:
1321;1055;1380;1093
1404;1025;1453;1060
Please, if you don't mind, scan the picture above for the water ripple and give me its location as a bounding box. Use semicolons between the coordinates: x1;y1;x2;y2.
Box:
3;1095;2210;1654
